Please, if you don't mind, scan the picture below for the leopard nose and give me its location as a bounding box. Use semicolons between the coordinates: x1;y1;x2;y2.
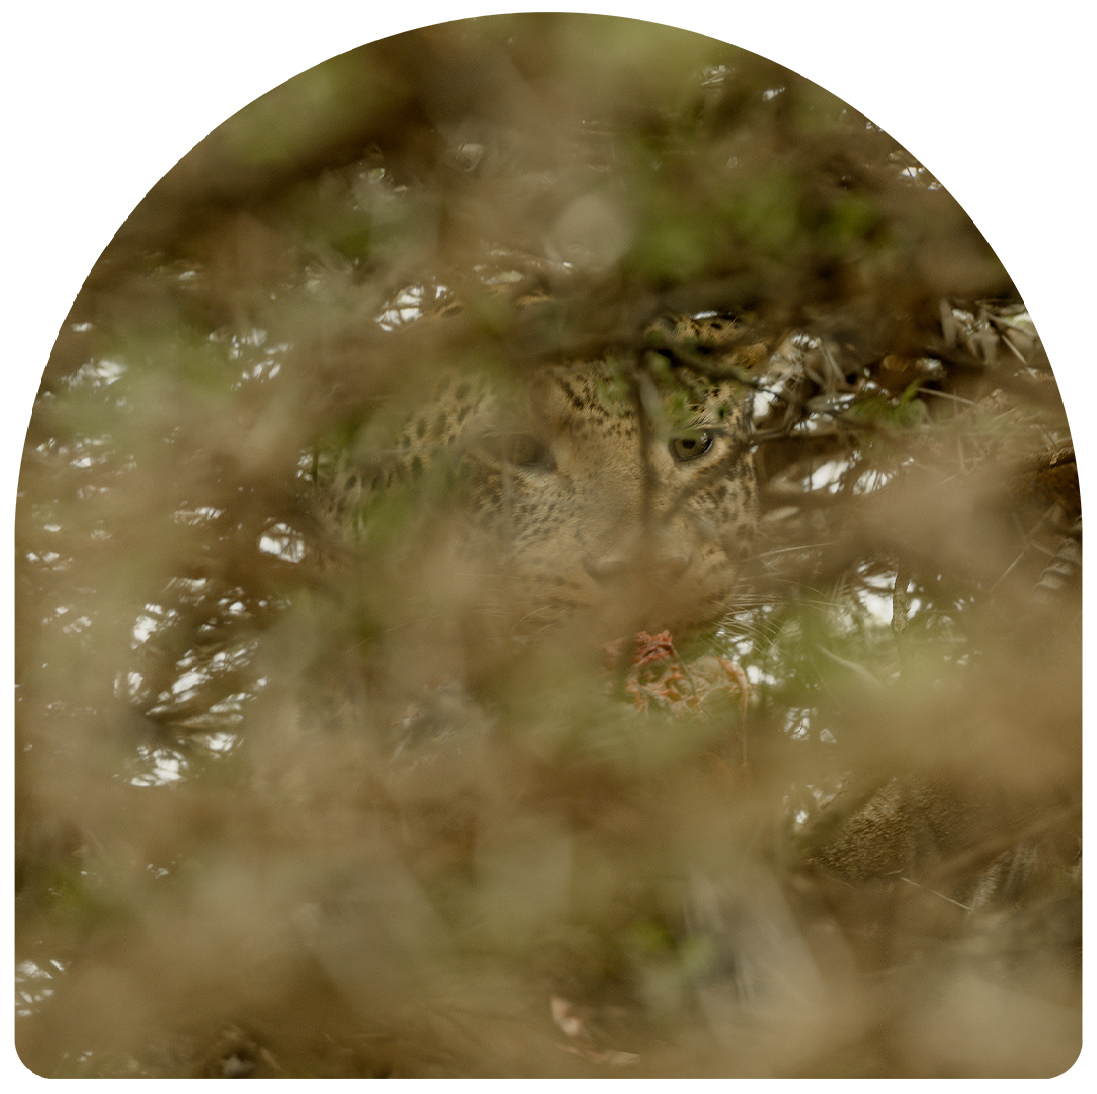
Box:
583;532;692;585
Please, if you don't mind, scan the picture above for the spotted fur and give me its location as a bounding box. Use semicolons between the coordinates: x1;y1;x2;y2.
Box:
327;316;760;635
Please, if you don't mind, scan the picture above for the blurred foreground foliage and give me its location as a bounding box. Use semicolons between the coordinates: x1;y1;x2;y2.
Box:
16;14;1079;1078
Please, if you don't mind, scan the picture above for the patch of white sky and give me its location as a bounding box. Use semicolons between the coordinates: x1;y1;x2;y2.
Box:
377;283;450;329
129;744;185;786
258;522;306;563
66;358;126;388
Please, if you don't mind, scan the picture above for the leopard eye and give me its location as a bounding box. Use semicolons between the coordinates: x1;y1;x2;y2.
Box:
480;432;556;471
669;430;714;463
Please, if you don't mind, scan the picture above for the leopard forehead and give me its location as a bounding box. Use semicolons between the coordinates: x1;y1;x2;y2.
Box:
390;363;749;475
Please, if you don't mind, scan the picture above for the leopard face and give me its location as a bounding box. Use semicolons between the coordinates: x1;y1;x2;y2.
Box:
332;318;759;638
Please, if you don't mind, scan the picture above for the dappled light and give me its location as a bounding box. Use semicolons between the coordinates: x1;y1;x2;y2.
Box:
15;15;1079;1079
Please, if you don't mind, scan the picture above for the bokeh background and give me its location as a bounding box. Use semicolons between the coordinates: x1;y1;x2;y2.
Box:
10;8;1085;1079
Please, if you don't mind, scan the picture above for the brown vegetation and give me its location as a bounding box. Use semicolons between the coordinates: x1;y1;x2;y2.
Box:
15;15;1079;1078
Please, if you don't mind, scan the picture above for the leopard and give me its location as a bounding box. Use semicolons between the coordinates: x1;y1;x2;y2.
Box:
322;313;763;643
317;304;1078;930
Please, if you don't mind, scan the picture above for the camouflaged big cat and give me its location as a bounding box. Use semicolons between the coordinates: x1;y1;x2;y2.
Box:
324;315;761;637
